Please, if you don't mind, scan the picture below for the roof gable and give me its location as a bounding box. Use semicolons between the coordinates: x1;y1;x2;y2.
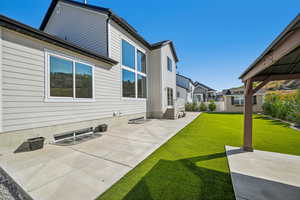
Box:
40;0;179;62
0;14;117;66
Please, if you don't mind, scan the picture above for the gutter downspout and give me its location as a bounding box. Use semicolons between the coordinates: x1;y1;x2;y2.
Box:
106;13;112;57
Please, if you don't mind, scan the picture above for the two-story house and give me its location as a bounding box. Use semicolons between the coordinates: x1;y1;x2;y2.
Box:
176;74;195;104
193;81;216;102
0;0;179;152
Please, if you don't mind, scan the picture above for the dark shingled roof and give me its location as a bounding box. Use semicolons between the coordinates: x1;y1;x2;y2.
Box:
176;73;194;85
194;81;216;91
40;0;179;62
0;14;118;65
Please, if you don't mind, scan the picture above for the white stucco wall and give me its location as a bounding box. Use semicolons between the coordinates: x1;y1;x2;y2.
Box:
176;86;187;103
161;44;176;111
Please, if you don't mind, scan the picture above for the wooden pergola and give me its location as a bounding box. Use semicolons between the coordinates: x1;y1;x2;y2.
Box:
239;14;300;151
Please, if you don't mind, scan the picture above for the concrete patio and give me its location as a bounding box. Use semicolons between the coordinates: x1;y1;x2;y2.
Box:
226;146;300;200
0;112;200;200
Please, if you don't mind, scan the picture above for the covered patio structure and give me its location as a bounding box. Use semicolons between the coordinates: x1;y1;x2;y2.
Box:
239;13;300;151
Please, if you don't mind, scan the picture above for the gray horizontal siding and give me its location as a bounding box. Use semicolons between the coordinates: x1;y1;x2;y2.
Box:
44;2;108;56
1;29;146;132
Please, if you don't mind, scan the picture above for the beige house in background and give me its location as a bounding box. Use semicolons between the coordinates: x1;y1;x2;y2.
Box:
0;0;181;153
222;87;264;113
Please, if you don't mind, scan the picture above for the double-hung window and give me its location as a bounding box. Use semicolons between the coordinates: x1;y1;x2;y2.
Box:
46;51;94;101
122;39;147;99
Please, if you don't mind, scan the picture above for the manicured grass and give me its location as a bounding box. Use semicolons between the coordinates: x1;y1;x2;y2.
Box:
98;113;300;200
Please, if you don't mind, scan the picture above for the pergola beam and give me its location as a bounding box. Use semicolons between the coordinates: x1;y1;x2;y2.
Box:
252;76;271;94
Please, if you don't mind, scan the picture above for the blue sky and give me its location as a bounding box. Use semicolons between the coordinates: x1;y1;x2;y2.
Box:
1;0;299;90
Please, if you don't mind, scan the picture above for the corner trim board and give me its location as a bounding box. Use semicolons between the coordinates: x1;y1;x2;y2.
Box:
0;27;2;132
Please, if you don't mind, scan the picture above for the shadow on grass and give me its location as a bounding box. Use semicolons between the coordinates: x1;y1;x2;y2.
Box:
254;115;290;128
122;151;241;200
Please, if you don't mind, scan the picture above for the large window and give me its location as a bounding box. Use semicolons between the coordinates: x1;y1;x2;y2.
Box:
50;56;73;97
122;40;135;69
138;75;147;98
137;50;146;73
122;69;136;98
167;57;172;72
47;53;94;101
75;63;93;98
121;39;147;99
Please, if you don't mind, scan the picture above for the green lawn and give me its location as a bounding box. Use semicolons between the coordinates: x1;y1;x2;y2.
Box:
98;113;300;200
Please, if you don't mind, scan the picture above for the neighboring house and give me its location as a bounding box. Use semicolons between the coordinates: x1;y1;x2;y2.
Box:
193;82;216;102
222;87;264;113
0;0;180;151
176;74;194;104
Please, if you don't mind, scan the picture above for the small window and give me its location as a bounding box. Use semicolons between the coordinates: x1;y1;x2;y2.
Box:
122;69;136;98
167;57;172;72
138;75;147;98
50;56;73;97
122;40;135;69
177;91;180;98
47;54;94;101
137;50;146;73
75;63;93;98
253;96;257;105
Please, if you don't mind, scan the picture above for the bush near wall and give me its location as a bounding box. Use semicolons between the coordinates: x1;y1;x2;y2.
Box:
208;100;217;112
185;103;200;112
199;103;207;111
263;90;300;125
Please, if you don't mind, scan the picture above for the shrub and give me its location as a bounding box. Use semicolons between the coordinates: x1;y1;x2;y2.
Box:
208;100;217;112
185;103;199;112
185;103;192;111
199;102;207;111
263;90;300;122
192;102;200;111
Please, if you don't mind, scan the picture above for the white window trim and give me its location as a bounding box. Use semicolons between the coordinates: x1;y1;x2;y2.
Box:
44;49;95;102
120;39;147;100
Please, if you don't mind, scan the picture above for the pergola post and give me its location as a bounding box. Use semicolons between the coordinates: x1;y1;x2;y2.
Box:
243;79;253;152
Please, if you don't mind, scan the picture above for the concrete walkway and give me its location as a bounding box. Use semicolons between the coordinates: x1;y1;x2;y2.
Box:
226;146;300;200
0;112;200;200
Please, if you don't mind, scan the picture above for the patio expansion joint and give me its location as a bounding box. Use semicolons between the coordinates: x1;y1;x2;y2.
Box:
69;147;133;169
26;166;77;193
105;134;159;145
